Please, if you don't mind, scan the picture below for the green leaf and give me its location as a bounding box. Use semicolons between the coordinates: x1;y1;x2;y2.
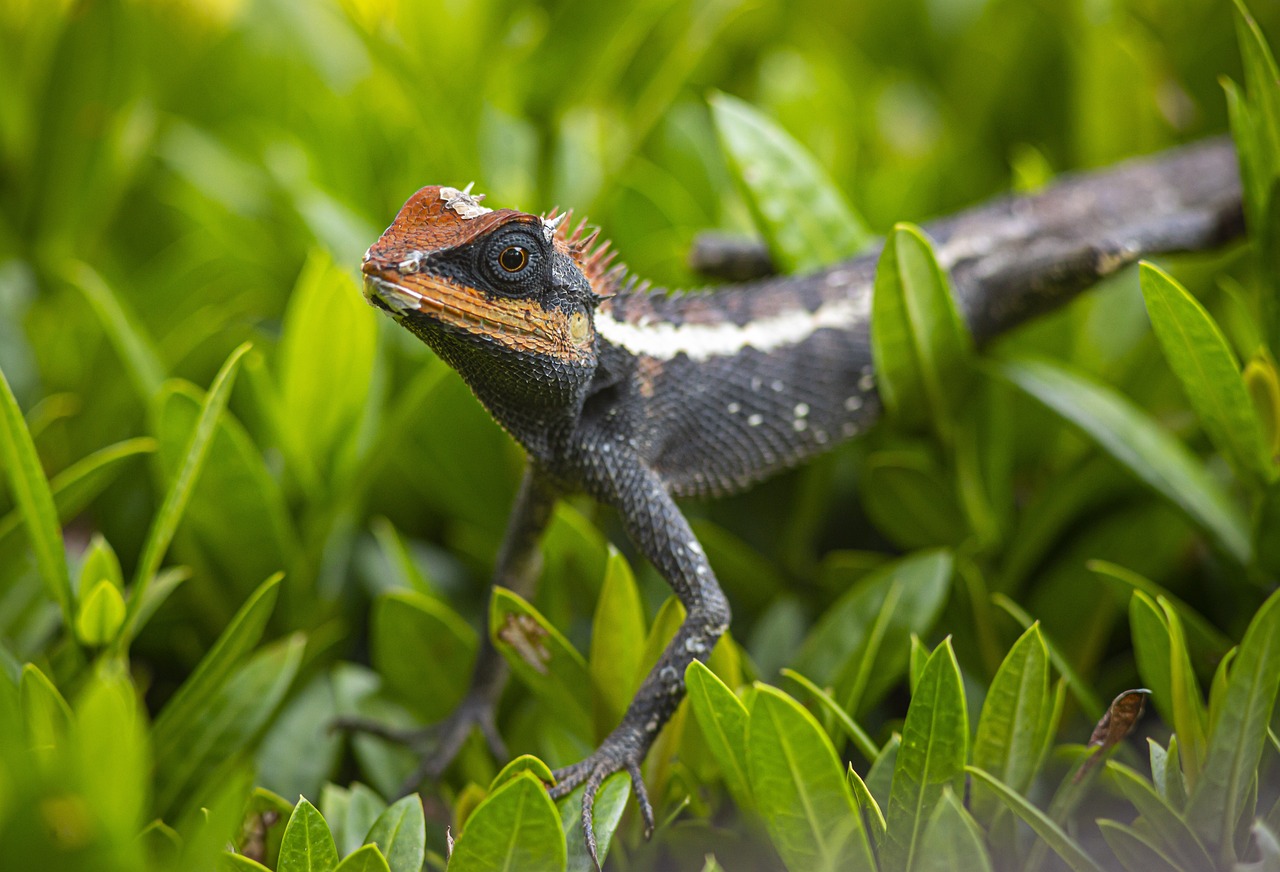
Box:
278;250;377;473
994;355;1251;563
686;660;752;809
490;755;555;791
1096;819;1184;872
372;590;477;722
971;624;1051;827
1090;560;1232;657
75;578;126;646
781;668;880;762
224;855;274;872
965;766;1106;872
77;533;122;595
1139;262;1272;483
1108;761;1214;871
589;547;646;740
861;450;968;549
1150;738;1188;810
885;639;968;872
124;341;251;643
709;91;871;272
0;362;73;628
279;798;339;872
334;845;391;872
448;771;566;872
796;549;953;714
871;223;974;437
490;586;591;740
363;795;424;872
747;685;875;872
847;765;887;847
152;573;282;764
992;594;1104;718
68;261;166;401
1159;597;1208;787
915;789;993;872
20;662;71;754
559;772;628;872
1188;585;1280;857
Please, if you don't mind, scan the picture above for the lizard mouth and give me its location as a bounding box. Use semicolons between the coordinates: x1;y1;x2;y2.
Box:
361;267;591;361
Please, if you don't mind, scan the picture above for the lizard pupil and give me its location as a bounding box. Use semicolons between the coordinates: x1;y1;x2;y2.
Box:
499;245;528;272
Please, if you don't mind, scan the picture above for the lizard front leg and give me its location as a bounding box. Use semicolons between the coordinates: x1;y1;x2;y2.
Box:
336;465;559;790
549;449;730;866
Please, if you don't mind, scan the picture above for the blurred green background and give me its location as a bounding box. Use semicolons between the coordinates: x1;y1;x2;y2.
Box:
2;0;1279;868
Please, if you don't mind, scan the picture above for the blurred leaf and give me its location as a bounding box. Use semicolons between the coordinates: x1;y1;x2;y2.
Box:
490;755;555;791
966;766;1105;872
710;91;871;272
885;639;968;872
1243;351;1280;463
1108;761;1214;871
1188;585;1280;858
993;594;1104;718
278;250;377;475
124;341;251;644
333;845;391;872
20;661;71;755
1150;737;1188;810
490;586;591;740
686;660;752;809
224;855;274;871
68;261;165;401
971;624;1051;827
746;684;875;872
589;547;645;739
363;795;425;872
1096;820;1183;872
804;549;952;716
372;590;476;722
1159;600;1207;787
871;223;974;438
559;772;628;872
449;771;566;872
995;355;1251;563
861;449;967;549
1090;560;1231;657
0;362;72;628
75;578;125;646
781;668;879;762
279;797;339;872
1139;262;1272;483
915;789;993;872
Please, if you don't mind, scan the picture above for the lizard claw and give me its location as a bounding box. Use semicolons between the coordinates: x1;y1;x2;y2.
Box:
549;738;656;870
332;694;507;796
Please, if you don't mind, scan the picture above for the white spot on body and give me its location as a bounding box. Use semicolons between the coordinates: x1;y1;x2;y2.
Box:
844;395;863;412
747;414;763;427
593;295;871;361
793;419;808;432
858;373;876;392
794;403;809;417
440;184;491;219
727;402;741;414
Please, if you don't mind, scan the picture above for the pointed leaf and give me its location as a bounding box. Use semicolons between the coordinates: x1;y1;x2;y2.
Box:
560;772;628;872
334;845;391;872
373;590;477;722
75;578;126;646
1097;819;1184;872
916;789;993;872
995;355;1250;562
709;91;871;272
885;639;968;872
966;766;1106;872
363;795;424;872
686;660;752;808
747;685;875;871
1108;761;1214;870
589;547;646;739
847;765;887;847
279;798;339;872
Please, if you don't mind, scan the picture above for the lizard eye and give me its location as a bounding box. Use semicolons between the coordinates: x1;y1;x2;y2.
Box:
498;245;529;273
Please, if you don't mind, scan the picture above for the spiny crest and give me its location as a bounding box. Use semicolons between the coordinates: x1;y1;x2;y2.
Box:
543;208;629;299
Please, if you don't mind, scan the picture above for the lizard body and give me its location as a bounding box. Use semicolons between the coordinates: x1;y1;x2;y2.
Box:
357;139;1243;861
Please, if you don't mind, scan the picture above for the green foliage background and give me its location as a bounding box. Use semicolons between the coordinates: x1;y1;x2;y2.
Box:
3;0;1280;869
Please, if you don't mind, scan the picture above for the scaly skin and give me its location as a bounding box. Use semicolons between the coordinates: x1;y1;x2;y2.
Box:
354;140;1242;866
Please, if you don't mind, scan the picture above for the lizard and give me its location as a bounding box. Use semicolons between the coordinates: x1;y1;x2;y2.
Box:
352;137;1243;865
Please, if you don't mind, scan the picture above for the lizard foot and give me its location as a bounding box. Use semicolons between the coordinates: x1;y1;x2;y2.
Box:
548;735;656;871
331;694;507;796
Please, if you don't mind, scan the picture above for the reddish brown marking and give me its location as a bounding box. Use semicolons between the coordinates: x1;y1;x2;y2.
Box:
496;613;551;674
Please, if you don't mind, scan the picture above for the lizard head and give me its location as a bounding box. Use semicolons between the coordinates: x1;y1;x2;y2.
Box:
362;184;614;440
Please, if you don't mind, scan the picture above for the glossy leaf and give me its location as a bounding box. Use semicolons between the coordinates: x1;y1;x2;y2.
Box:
686;660;752;808
278;798;339;872
1188;586;1280;857
747;684;875;872
69;261;166;401
1139;262;1272;483
971;624;1052;827
559;772;628;872
995;355;1251;563
871;223;974;436
847;764;887;847
75;578;126;646
0;363;72;627
363;795;425;872
448;771;566;872
710;91;871;272
333;845;391;872
782;668;879;762
885;639;968;872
